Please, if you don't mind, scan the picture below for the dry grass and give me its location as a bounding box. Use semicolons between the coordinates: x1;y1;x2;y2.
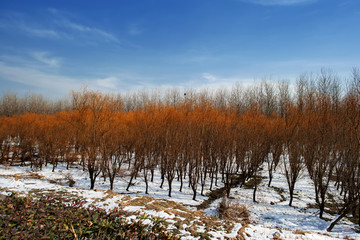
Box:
121;195;131;201
272;232;284;240
2;171;77;188
217;198;250;223
92;190;123;205
146;199;188;211
63;173;76;187
118;195;155;208
103;189;124;199
344;235;357;240
117;194;248;239
11;172;44;180
243;176;265;189
197;187;226;210
293;229;311;235
145;199;204;221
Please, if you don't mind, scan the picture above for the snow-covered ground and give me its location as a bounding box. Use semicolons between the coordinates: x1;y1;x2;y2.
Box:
0;163;359;239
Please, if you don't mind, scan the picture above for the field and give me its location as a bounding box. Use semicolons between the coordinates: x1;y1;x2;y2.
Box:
1;80;360;239
1;161;359;240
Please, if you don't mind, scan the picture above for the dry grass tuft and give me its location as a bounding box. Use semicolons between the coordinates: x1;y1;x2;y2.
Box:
293;229;310;235
272;231;284;240
104;189;120;198
217;198;250;223
122;195;131;201
119;195;155;208
11;172;44;180
146;199;188;211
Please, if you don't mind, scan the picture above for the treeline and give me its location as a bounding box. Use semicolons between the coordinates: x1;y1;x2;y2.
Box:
0;92;70;116
0;69;360;231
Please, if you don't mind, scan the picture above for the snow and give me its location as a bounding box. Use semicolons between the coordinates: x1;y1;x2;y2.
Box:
0;162;359;239
229;168;359;240
123;205;145;212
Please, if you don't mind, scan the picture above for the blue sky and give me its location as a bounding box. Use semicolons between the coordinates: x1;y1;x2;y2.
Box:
0;0;359;97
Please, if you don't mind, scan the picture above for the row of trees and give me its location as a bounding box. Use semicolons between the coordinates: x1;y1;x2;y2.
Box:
0;69;359;230
0;69;350;117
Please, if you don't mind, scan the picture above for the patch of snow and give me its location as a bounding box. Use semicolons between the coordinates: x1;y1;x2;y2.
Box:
1;162;360;239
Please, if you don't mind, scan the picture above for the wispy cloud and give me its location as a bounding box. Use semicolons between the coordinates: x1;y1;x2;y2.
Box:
0;51;80;96
195;72;255;91
21;26;60;38
1;9;120;44
0;61;81;97
0;60;129;97
47;8;120;43
0;53;150;96
95;76;118;89
239;0;318;6
0;11;62;39
30;51;61;68
202;73;218;82
61;20;119;43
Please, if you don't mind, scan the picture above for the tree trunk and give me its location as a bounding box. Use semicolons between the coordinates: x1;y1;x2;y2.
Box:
314;184;320;204
168;180;172;197
160;174;165;189
253;184;257;203
201;183;205;196
192;185;197;201
90;177;95;190
319;198;325;219
126;174;134;191
215;171;218;186
210;171;214;191
89;168;96;190
226;186;231;198
289;187;294;206
110;176;114;190
327;206;350;232
179;171;183;192
52;160;56;172
358;200;360;227
268;171;273;187
144;173;149;194
188;172;192;187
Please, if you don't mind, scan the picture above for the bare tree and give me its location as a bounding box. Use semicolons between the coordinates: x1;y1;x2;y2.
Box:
283;107;304;206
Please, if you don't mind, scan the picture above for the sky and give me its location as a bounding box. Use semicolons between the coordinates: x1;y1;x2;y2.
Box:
0;0;359;98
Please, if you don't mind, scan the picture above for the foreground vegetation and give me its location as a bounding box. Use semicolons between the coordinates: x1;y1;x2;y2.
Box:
0;69;360;231
0;193;177;240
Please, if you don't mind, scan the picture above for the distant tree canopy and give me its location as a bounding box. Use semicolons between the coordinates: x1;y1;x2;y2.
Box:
0;69;360;230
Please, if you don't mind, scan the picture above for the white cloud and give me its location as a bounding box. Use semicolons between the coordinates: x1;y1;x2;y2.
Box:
48;8;120;42
202;73;218;82
21;26;60;38
0;61;81;97
0;61;131;97
95;76;118;89
1;11;60;39
0;54;152;97
240;0;318;6
30;51;61;68
195;73;255;91
62;20;119;43
2;9;120;44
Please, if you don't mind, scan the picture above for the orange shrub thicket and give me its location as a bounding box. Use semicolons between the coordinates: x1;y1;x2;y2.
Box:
0;80;359;230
